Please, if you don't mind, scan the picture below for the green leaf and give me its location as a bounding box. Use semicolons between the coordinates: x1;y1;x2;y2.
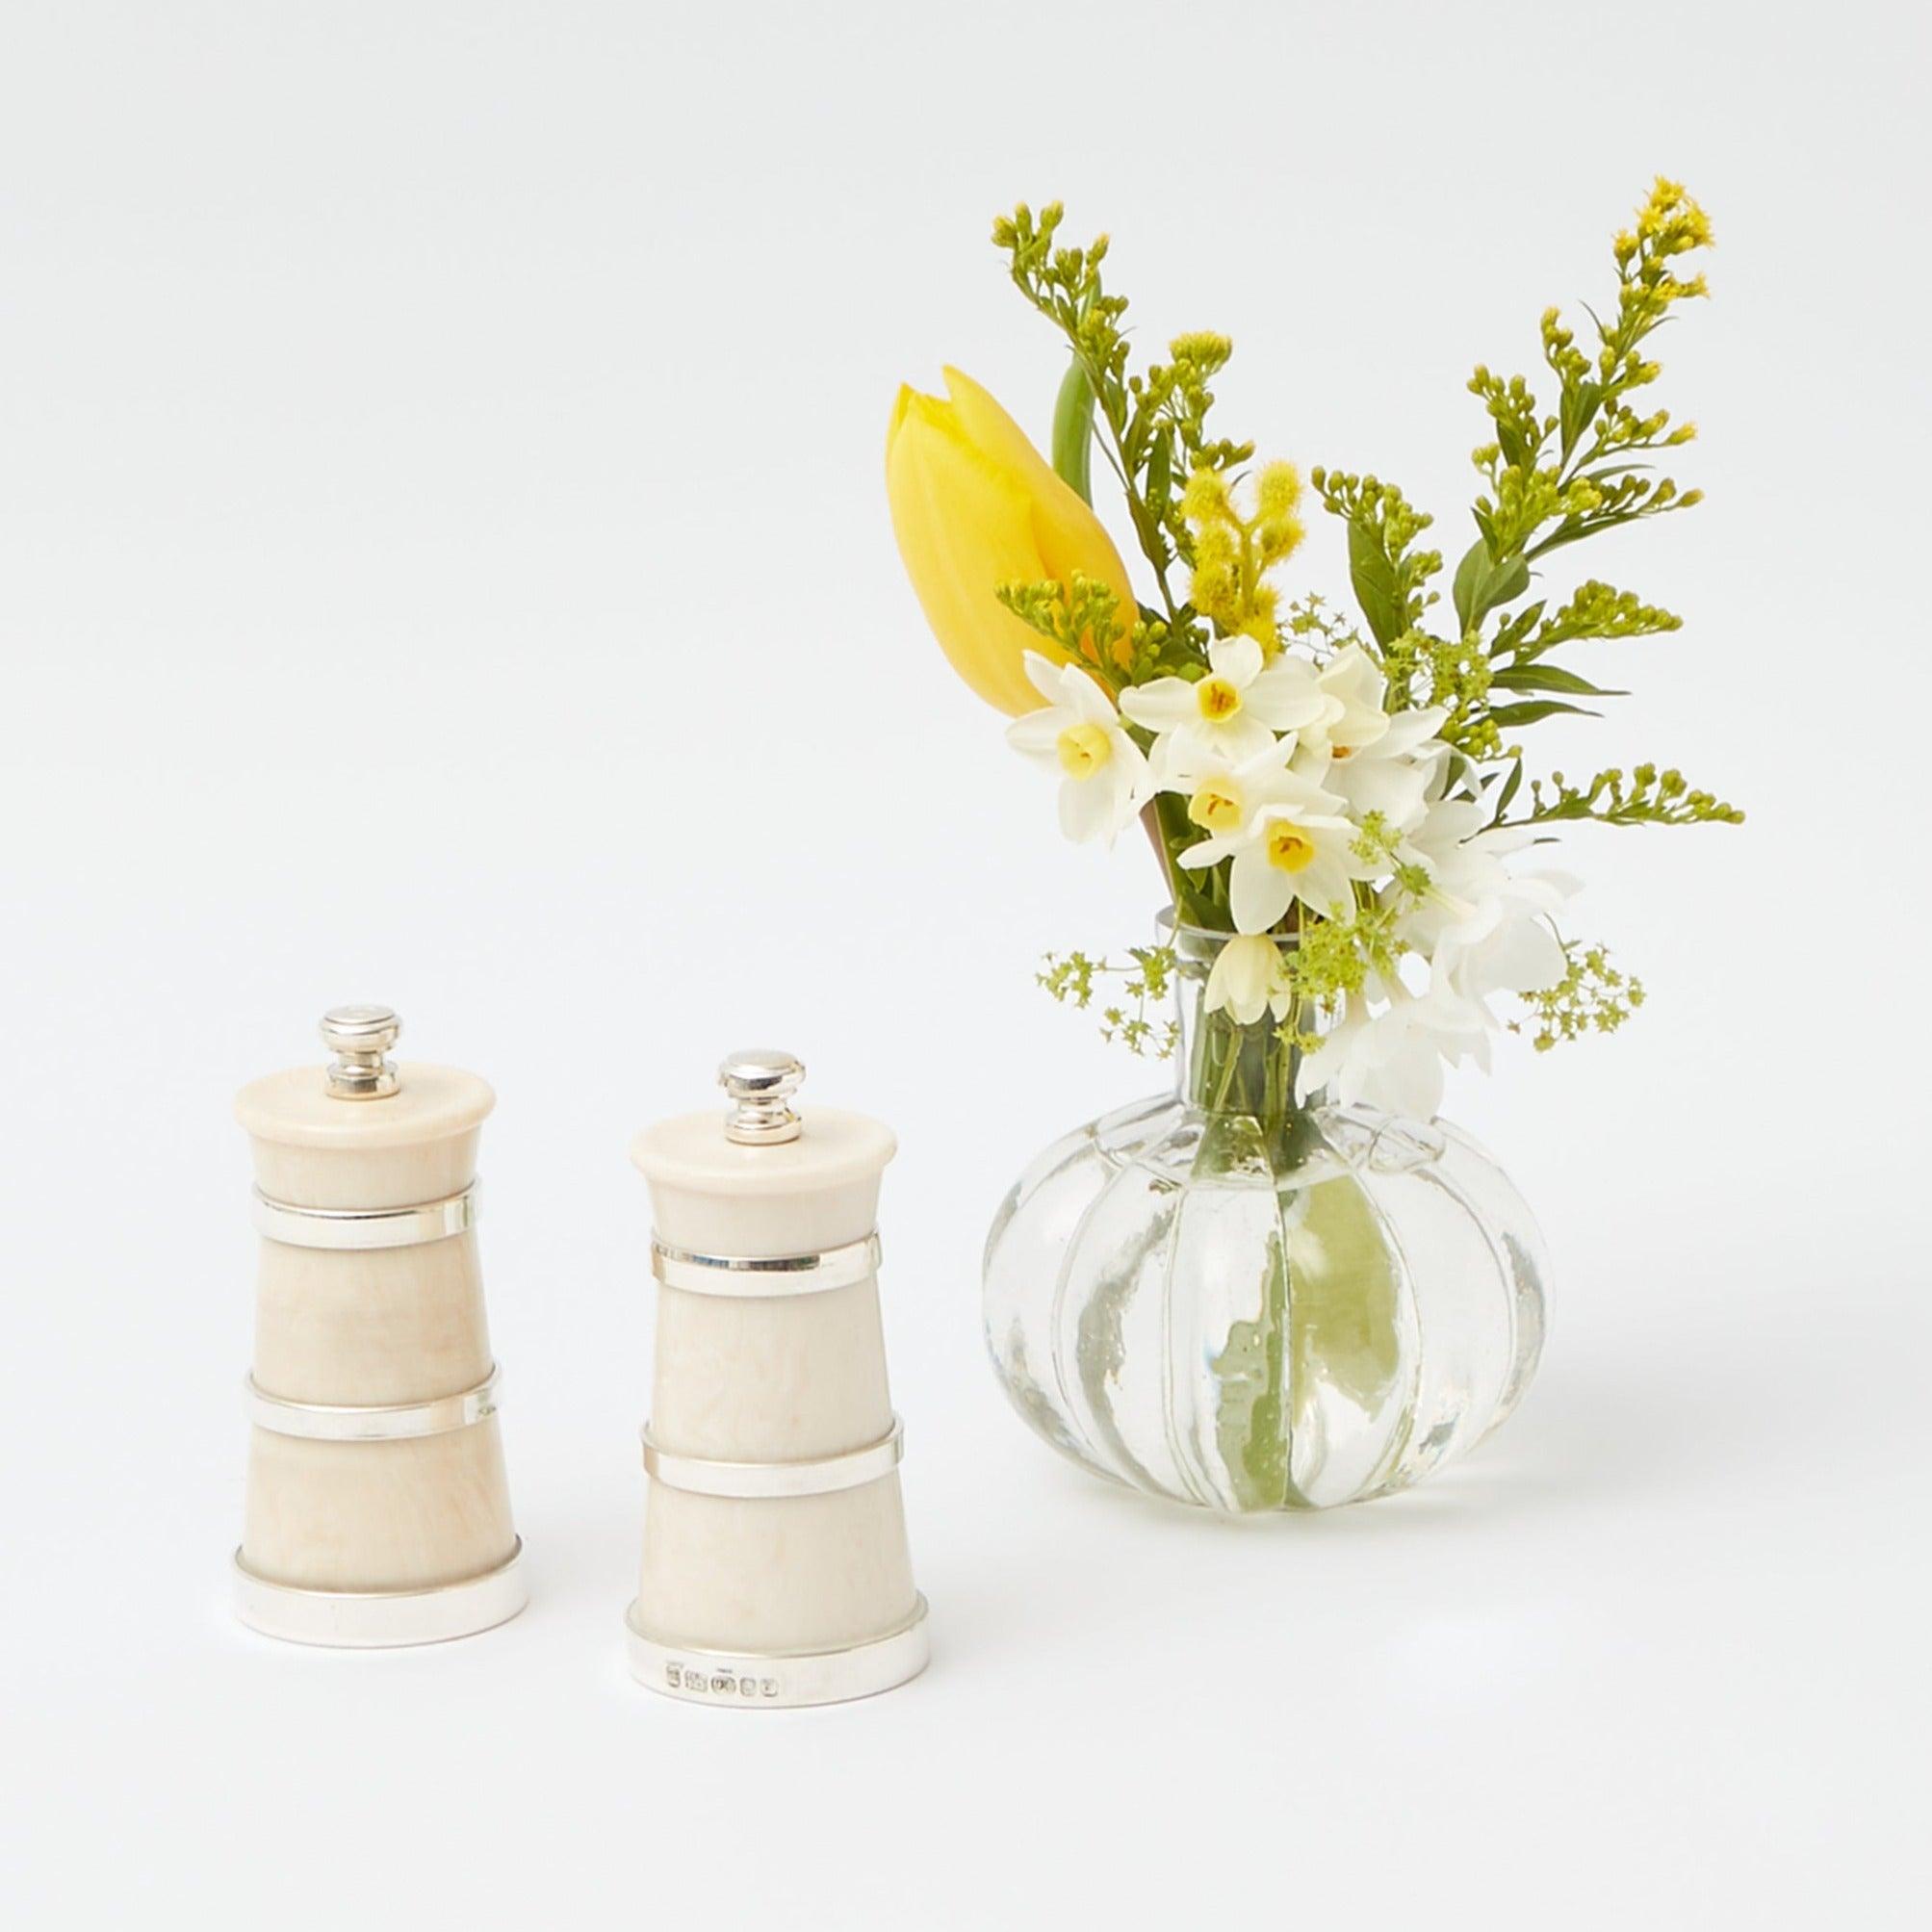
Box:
1488;698;1599;729
1488;663;1628;697
1346;518;1403;645
1525;514;1644;560
1051;356;1095;504
1558;378;1600;455
1492;757;1525;818
1451;537;1530;632
1490;598;1547;659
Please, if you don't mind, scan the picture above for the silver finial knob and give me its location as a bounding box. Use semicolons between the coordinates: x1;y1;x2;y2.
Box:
321;1003;401;1099
719;1048;804;1146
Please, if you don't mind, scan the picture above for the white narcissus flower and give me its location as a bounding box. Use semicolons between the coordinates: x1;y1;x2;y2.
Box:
1175;764;1377;934
1297;980;1490;1120
1005;652;1150;845
1397;793;1576;966
1121;635;1334;769
1296;642;1396;760
1155;738;1302;847
1203;934;1296;1025
1389;786;1577;1038
1295;704;1450;837
1432;899;1569;1014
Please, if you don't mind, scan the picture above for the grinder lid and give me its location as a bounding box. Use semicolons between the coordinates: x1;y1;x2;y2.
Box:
234;1003;494;1150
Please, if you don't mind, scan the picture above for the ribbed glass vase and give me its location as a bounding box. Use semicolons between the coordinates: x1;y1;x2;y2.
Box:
983;920;1549;1510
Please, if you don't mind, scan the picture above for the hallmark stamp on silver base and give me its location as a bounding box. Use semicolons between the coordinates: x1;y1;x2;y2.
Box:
664;1662;782;1700
625;1596;929;1710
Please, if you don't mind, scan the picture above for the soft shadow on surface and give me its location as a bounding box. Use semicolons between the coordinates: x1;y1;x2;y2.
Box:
1082;1259;1919;1535
935;1273;1925;1662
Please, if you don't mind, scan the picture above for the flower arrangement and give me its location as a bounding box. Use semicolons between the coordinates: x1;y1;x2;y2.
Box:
888;181;1740;1126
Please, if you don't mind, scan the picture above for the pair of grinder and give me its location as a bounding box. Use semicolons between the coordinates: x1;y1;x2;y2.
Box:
231;1008;927;1708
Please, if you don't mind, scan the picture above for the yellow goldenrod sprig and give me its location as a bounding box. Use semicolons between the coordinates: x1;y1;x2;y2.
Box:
997;574;1203;689
1490;579;1682;664
1507;762;1744;829
1309;469;1442;653
996;572;1130;681
993;202;1253;643
1469;176;1713;567
1427;182;1725;777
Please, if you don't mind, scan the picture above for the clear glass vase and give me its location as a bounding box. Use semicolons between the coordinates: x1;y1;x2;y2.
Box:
983;920;1550;1510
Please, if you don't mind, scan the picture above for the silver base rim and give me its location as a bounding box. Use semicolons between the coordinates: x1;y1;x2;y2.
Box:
625;1595;929;1708
233;1540;527;1648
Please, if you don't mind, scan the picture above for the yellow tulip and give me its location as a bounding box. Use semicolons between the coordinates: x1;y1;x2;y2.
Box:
886;366;1138;716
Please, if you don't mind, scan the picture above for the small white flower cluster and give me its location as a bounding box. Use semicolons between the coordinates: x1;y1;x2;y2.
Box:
1006;639;1574;1118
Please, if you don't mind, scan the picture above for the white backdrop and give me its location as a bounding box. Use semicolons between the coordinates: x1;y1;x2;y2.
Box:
4;2;1926;1924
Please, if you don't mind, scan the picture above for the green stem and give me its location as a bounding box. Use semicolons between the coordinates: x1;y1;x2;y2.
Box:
1071;352;1181;624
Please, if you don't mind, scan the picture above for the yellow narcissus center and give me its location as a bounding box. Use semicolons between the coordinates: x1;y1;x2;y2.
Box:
1188;780;1245;836
1056;721;1114;779
1266;821;1318;873
1196;675;1243;721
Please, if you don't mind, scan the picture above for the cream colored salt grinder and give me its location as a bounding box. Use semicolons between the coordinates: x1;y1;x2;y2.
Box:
626;1049;929;1706
231;1005;527;1646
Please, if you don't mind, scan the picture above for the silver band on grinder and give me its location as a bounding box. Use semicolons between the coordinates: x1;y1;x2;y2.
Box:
624;1596;929;1710
641;1415;903;1499
245;1365;502;1442
234;1540;527;1648
649;1229;880;1298
250;1181;477;1250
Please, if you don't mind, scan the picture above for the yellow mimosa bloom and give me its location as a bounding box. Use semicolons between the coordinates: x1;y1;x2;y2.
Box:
886;367;1137;716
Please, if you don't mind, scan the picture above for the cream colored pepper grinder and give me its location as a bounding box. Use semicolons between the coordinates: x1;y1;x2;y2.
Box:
626;1049;929;1706
231;1005;527;1646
